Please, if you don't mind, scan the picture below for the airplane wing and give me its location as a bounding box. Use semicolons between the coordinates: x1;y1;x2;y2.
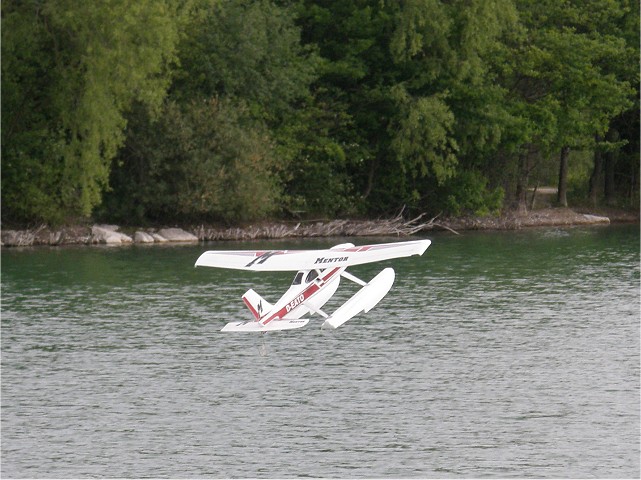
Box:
194;239;431;272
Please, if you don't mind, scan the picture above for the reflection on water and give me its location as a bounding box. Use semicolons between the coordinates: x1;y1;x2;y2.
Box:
1;225;639;478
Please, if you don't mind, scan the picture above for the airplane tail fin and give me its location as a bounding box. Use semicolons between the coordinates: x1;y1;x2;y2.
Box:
242;289;272;320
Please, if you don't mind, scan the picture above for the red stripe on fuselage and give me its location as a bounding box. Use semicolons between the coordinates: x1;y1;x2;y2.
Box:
321;267;341;281
261;267;341;325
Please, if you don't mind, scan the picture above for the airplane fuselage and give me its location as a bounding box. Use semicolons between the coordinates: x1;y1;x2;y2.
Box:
258;266;344;325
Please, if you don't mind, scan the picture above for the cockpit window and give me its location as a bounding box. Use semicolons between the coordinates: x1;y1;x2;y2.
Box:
305;270;319;283
292;272;304;285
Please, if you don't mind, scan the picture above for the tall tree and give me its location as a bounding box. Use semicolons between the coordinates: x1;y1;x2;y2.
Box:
508;0;635;208
385;0;517;214
103;0;321;222
2;0;182;224
297;0;517;216
297;0;400;213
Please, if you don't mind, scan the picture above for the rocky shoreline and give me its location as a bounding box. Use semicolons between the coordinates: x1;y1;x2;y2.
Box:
1;208;636;248
0;225;200;247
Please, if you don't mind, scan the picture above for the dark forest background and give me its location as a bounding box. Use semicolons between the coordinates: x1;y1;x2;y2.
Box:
2;0;639;226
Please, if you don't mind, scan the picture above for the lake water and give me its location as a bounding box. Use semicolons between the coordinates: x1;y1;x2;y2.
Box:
1;225;639;478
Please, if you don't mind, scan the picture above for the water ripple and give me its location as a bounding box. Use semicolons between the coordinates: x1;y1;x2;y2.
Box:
1;226;639;478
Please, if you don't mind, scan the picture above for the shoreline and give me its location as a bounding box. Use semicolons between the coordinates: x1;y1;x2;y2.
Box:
1;207;638;248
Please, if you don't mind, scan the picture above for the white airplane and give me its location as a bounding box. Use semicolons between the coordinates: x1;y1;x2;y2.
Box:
195;239;431;332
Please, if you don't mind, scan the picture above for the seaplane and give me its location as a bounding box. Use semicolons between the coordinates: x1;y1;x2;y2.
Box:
194;239;431;332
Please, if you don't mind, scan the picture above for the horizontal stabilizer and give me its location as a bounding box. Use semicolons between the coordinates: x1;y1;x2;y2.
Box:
322;267;395;329
221;318;309;332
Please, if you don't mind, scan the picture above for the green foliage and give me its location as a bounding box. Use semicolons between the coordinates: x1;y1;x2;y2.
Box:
2;0;638;226
378;0;518;214
389;89;458;184
443;171;505;217
566;150;596;200
170;0;331;218
175;0;317;121
2;0;181;224
281;101;357;217
102;99;280;224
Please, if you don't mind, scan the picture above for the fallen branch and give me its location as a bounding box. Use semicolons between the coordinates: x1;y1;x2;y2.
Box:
192;211;457;241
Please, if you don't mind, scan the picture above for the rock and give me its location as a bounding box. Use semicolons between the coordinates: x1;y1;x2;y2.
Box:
94;224;122;232
1;230;34;247
118;233;133;244
43;230;62;245
134;231;156;243
582;214;610;224
151;233;168;243
157;228;198;242
91;225;133;244
59;226;92;245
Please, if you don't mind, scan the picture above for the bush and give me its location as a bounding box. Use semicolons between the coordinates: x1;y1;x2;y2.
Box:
100;98;281;224
442;170;504;216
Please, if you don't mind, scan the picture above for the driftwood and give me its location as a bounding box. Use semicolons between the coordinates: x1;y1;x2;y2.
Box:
1;214;448;247
192;211;455;242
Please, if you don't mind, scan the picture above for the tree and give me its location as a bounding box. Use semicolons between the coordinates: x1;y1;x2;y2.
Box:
102;0;322;222
2;0;182;224
102;99;281;224
386;0;517;214
507;0;635;208
297;0;517;216
296;0;401;213
174;0;316;122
